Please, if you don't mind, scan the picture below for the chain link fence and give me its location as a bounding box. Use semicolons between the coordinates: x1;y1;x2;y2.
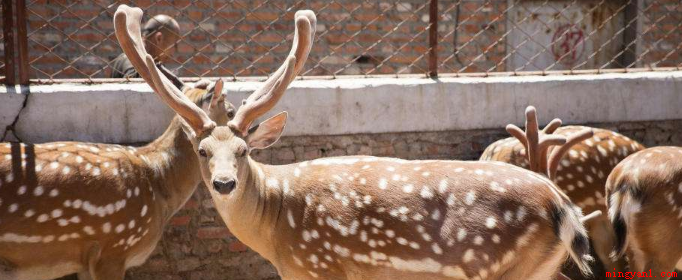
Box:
436;0;681;74
1;1;8;83
1;0;681;84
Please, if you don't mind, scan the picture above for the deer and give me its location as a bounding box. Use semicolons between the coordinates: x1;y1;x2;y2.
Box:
116;5;595;280
0;11;236;280
479;107;645;276
607;146;682;279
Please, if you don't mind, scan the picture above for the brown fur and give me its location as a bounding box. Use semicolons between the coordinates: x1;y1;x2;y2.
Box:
205;146;591;280
607;146;682;279
481;125;645;274
0;87;231;280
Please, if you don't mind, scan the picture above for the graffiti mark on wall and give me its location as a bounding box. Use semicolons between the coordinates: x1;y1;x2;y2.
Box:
551;24;585;67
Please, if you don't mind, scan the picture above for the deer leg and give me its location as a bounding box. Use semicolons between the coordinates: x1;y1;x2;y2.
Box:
587;217;627;273
641;259;678;280
83;243;125;280
89;260;126;280
82;242;101;280
0;258;15;273
628;239;681;279
77;271;93;280
555;272;572;280
0;258;16;280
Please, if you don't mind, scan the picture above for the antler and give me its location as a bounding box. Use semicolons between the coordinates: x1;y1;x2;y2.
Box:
114;5;215;135
228;10;316;136
506;106;566;175
506;106;595;180
547;128;594;180
543;118;563;134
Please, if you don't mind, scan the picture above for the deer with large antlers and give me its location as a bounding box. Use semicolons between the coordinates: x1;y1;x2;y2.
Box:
0;11;235;280
116;5;595;280
607;146;682;279
480;107;645;275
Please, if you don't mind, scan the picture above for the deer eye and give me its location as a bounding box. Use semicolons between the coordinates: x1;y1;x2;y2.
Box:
198;148;208;157
237;148;247;158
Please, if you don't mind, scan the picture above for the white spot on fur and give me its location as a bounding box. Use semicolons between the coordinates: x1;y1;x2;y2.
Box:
463;249;475;262
378;178;388;190
486;217;497;228
464;191;476;205
141;205;148;217
102;223;111;233
287;209;296;228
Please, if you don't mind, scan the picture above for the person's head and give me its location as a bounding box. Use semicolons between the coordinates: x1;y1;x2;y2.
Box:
143;14;180;64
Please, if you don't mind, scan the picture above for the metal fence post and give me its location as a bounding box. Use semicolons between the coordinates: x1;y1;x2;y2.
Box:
17;0;29;84
428;0;438;78
2;0;15;85
621;0;638;68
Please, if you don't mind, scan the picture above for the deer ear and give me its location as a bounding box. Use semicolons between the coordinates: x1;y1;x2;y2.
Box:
177;117;198;143
245;112;288;150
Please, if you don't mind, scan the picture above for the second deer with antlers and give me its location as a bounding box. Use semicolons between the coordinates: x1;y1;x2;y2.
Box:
480;107;645;275
117;5;595;280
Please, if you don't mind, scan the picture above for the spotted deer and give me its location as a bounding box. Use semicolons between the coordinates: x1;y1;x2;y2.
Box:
607;146;682;279
480;107;645;274
116;6;596;280
0;17;235;280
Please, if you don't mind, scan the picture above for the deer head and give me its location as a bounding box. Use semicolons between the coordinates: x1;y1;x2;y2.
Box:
115;5;315;196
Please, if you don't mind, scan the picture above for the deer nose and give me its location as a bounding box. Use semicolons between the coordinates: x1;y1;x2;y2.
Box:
213;179;236;194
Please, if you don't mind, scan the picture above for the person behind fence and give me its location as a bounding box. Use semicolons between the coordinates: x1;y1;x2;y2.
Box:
110;14;184;90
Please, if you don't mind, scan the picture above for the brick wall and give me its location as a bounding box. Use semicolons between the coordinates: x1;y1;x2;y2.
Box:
21;0;680;81
638;0;681;67
106;119;682;280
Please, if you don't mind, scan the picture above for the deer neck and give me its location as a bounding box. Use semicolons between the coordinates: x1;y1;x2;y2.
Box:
138;117;202;220
217;158;285;261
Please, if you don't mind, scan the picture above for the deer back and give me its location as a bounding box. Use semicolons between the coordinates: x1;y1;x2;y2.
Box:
481;126;644;213
228;156;593;280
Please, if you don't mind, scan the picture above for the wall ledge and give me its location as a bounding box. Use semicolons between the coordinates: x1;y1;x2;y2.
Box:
1;71;680;143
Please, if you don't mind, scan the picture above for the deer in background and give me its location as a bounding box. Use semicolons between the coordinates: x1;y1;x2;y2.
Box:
0;13;235;280
607;146;682;279
117;5;595;280
480;108;645;276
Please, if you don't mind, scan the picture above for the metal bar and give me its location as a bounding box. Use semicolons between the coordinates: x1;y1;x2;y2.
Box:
2;0;15;85
620;0;638;68
27;67;681;85
16;0;29;84
428;0;438;78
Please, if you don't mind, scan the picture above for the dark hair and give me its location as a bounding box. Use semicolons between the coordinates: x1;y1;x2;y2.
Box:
142;15;180;38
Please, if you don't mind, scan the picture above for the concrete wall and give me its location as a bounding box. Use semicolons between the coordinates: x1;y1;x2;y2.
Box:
2;71;681;143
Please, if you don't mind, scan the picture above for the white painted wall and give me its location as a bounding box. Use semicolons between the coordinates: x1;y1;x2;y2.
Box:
1;71;681;143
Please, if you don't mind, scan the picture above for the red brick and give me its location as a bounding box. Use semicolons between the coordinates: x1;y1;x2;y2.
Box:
182;198;199;209
170;215;191;226
246;12;280;22
196;227;232;239
228;240;249;252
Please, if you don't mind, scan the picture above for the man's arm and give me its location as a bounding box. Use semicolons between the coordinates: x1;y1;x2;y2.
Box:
157;63;186;91
110;53;186;91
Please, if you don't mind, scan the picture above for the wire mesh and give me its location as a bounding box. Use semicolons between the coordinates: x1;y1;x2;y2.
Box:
0;1;7;81
436;0;681;74
10;0;682;83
